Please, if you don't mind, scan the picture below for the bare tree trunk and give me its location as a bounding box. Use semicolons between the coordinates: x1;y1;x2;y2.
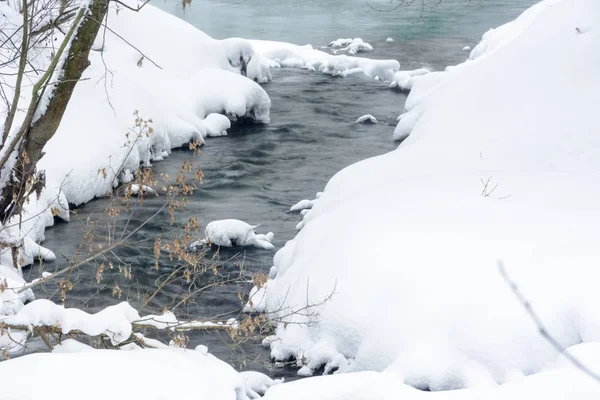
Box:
0;0;109;225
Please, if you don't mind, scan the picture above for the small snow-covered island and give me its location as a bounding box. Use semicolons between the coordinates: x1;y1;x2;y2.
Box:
0;0;598;398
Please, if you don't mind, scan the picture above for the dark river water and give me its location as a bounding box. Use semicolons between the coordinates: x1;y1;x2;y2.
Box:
29;0;535;379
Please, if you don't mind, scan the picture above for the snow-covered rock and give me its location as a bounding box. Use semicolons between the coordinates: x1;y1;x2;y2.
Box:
203;219;275;250
202;113;232;137
256;0;600;388
290;199;314;212
328;38;373;55
250;40;399;81
388;68;430;91
354;115;377;124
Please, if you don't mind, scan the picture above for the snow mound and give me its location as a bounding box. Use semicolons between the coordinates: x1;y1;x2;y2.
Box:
328;38;373;55
203;219;275;250
0;346;280;400
354;115;378;124
255;0;600;388
264;343;600;399
290;199;314;212
250;40;399;81
388;68;431;91
203;113;232;137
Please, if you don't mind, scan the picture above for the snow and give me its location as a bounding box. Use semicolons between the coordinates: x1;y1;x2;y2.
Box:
386;38;394;43
243;285;267;313
463;45;471;51
354;115;378;124
252;0;600;389
0;265;35;317
2;299;140;346
289;199;314;212
249;40;400;81
327;38;373;55
263;344;600;399
203;113;232;137
128;184;154;195
202;219;275;250
388;68;431;91
0;344;281;400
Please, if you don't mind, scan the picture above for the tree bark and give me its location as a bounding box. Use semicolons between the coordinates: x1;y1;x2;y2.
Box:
0;0;109;224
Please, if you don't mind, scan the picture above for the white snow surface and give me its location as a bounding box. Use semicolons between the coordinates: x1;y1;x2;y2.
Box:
289;199;314;212
388;68;431;91
263;343;600;399
0;345;281;400
203;113;232;137
254;0;600;389
204;219;275;250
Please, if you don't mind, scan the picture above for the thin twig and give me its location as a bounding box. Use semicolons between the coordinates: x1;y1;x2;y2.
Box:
498;261;600;383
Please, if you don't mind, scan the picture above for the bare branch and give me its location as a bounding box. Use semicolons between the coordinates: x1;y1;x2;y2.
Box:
498;261;600;383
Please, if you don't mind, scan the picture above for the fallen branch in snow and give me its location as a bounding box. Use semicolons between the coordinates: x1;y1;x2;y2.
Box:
0;315;237;353
498;261;600;384
0;319;236;335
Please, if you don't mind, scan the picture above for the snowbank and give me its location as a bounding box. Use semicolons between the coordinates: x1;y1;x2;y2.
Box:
253;0;600;388
263;343;600;399
388;68;431;91
249;40;400;81
0;345;281;400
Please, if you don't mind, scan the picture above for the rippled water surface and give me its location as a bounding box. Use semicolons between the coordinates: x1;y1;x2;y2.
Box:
34;0;535;377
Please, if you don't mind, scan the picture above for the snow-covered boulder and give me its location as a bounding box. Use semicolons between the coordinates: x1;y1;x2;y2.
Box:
202;113;232;137
354;115;377;124
203;219;275;250
388;68;430;91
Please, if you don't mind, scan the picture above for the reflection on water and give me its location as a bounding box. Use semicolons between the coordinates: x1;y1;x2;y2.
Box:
155;0;535;45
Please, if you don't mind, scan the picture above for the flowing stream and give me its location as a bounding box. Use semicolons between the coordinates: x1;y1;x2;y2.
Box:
32;0;534;379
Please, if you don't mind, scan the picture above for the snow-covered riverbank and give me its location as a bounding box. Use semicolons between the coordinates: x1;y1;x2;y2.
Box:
251;0;600;392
